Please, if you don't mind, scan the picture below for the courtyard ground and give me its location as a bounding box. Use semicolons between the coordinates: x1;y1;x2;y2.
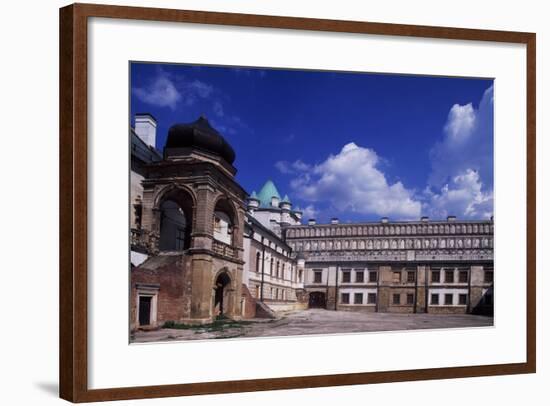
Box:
131;309;493;343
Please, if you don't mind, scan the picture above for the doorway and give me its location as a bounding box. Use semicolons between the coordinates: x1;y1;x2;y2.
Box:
214;272;231;316
308;292;326;308
138;296;152;326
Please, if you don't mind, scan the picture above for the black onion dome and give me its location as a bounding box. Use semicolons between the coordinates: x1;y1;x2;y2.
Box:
164;116;236;164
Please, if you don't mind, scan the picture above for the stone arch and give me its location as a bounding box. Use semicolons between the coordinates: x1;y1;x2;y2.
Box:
154;184;196;252
212;268;234;317
212;194;240;247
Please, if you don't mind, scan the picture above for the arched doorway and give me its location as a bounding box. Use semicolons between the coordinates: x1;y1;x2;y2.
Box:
214;272;231;317
157;188;194;251
309;292;326;309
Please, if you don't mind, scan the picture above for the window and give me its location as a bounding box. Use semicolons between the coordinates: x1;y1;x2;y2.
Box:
313;270;322;283
445;270;454;283
444;293;453;305
369;271;377;283
367;293;377;304
342;270;351;283
355;271;364;283
484;270;494;283
407;271;415;283
459;270;468;283
270;258;274;275
276;261;280;278
431;293;439;305
392;293;401;305
275;289;279;300
255;285;260;298
392;271;401;283
175;228;186;251
407;293;414;305
255;252;261;273
341;293;350;304
354;293;363;304
431;270;440;283
459;293;468;305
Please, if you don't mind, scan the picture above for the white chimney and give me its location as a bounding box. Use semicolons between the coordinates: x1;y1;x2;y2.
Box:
381;217;389;224
308;219;316;226
331;217;339;225
135;113;157;149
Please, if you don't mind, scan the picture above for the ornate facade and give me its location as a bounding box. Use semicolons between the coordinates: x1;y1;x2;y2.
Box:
283;218;493;314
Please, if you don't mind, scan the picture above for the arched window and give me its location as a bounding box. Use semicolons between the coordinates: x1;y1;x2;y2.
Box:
276;261;280;278
158;188;194;252
270;258;274;275
213;198;237;246
255;252;261;272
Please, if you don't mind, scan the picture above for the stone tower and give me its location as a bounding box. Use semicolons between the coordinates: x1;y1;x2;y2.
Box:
131;117;247;328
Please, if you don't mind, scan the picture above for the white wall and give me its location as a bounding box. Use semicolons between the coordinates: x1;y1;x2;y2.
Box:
0;1;547;406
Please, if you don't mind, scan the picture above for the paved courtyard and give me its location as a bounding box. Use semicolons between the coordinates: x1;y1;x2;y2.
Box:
131;309;493;343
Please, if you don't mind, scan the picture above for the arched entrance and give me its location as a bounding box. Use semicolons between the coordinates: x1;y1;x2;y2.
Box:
309;292;326;309
214;272;231;317
157;187;194;252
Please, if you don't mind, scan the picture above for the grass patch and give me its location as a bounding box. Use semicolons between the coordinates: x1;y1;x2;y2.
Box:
162;318;257;332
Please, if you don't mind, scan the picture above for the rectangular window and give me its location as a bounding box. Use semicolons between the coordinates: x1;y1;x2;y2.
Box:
354;293;363;304
175;228;186;250
406;293;414;305
341;293;350;304
445;270;454;283
431;271;440;283
484;271;494;283
392;293;400;305
407;271;415;283
392;271;401;283
445;293;453;305
369;271;377;283
342;270;351;283
431;293;439;305
355;271;364;283
459;270;468;283
313;270;322;283
459;293;468;305
367;293;377;304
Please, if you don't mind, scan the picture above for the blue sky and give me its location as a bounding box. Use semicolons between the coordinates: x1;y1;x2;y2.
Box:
130;62;494;223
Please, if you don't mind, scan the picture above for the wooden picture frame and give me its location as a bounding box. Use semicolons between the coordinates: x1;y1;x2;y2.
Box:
59;3;536;402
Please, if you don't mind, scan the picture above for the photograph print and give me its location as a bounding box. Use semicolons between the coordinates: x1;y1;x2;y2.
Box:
129;62;494;343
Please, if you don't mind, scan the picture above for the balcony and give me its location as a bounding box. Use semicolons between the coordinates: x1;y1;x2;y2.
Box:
212;240;236;259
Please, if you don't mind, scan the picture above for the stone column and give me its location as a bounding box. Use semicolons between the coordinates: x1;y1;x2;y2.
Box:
192;183;216;250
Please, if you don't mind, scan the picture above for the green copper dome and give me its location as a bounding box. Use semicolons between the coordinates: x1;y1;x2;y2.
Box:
249;190;259;200
281;194;291;204
257;180;281;208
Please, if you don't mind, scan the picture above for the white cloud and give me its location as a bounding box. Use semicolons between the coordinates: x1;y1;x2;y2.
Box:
425;85;494;219
429;85;494;189
444;103;476;141
133;76;181;110
289;142;422;219
132;70;213;110
295;204;318;220
424;169;493;219
275;159;311;174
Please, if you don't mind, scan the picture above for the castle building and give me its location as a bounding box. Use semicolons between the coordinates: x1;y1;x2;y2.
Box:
129;115;494;331
283;217;493;315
